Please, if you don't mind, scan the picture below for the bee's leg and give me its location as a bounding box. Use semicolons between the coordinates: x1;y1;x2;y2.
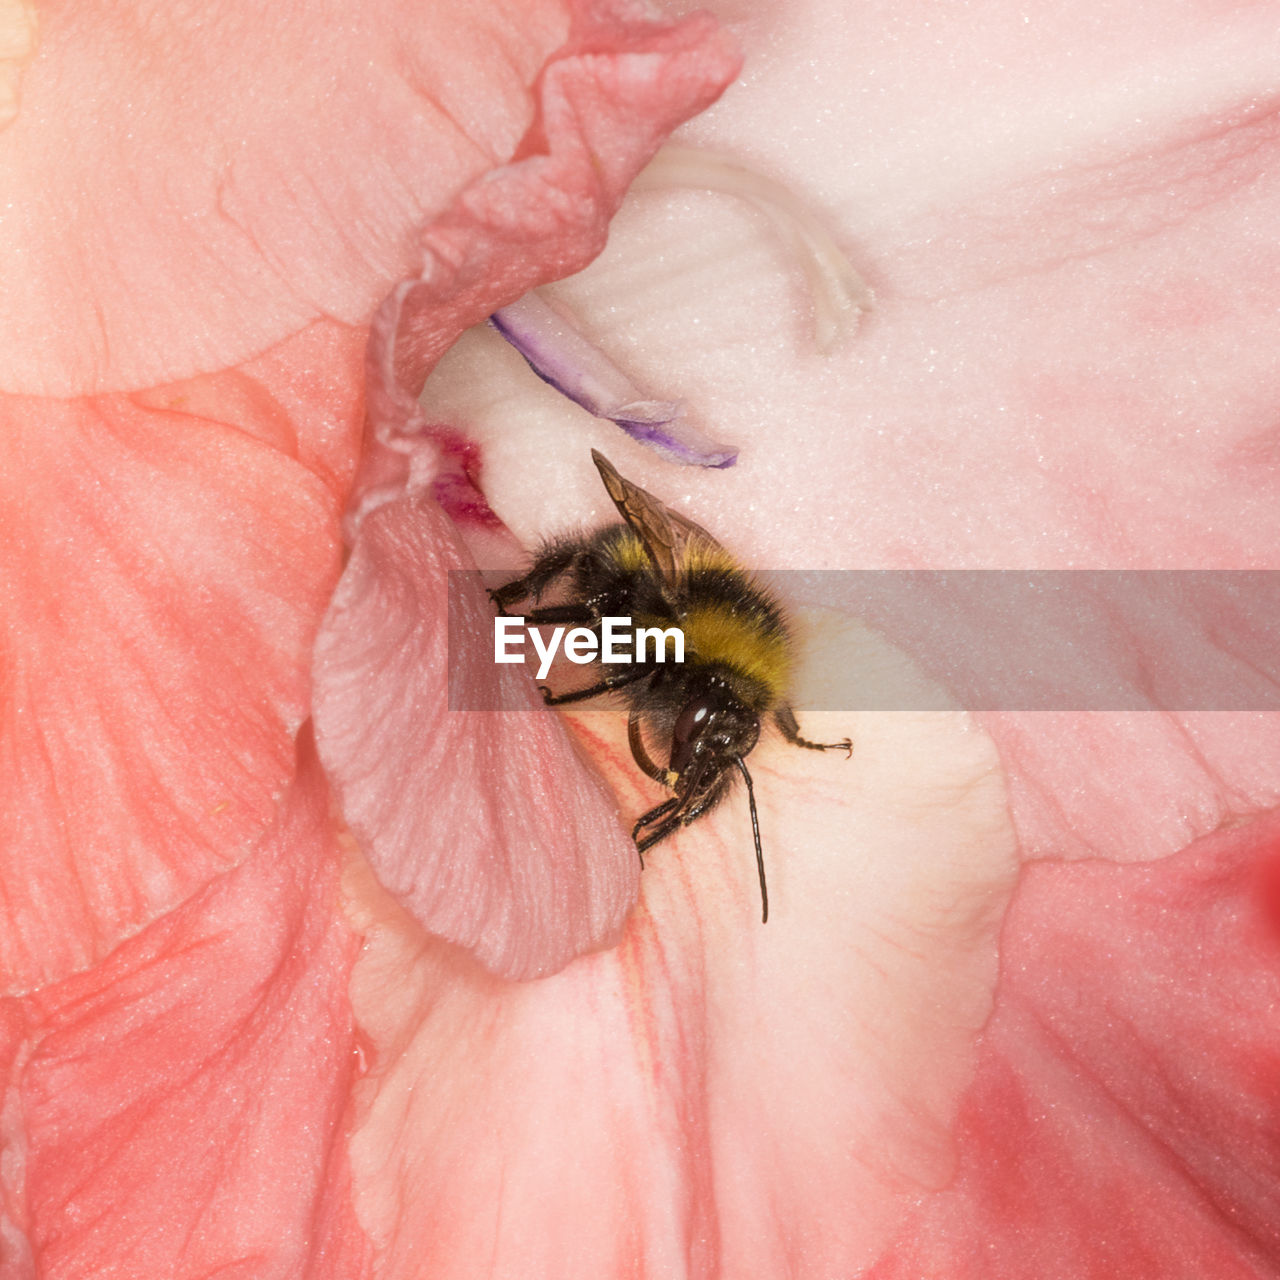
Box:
489;543;580;614
499;592;628;629
635;776;727;853
774;705;853;758
633;796;682;867
657;768;766;922
634;796;682;868
627;710;670;784
540;663;652;706
521;602;599;626
635;777;768;921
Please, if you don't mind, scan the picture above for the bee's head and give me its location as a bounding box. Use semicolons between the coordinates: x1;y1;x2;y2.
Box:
668;675;760;795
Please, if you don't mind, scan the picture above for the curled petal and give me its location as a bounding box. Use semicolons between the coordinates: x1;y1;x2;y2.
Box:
312;494;639;981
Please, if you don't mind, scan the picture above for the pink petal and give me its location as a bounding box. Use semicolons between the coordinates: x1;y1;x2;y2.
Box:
868;811;1280;1277
11;748;369;1279
313;491;639;980
0;0;572;395
344;675;1017;1277
0;322;363;991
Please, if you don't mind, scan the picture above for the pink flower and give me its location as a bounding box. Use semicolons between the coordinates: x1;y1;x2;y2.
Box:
3;0;1279;1277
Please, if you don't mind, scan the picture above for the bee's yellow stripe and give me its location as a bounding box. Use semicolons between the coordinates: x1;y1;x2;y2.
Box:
680;603;790;698
681;540;741;576
610;530;651;572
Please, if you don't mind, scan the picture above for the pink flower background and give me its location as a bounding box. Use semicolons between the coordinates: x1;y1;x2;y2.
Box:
3;0;1279;1277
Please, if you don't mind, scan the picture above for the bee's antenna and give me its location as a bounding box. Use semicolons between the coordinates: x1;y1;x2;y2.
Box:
734;757;768;923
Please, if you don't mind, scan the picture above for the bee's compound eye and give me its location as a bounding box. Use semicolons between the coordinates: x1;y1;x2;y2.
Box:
673;698;714;751
669;695;719;778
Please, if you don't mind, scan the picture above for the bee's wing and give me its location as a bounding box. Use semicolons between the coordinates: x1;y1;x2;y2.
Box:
591;450;721;582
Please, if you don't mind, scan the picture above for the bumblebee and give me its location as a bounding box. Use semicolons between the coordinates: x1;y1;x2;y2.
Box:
491;450;851;922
